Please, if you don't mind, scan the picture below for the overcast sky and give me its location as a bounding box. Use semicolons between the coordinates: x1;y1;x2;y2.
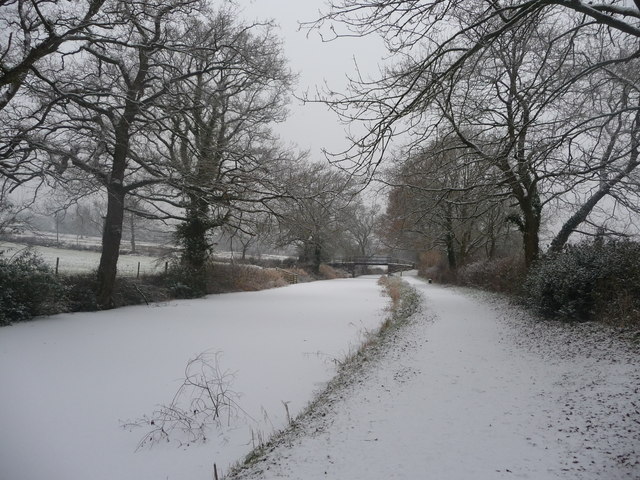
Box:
236;0;385;160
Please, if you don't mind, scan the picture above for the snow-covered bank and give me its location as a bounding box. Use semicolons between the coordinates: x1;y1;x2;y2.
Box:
0;277;387;480
230;276;640;479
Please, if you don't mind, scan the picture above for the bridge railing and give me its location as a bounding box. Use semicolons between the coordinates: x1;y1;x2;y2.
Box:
331;256;414;267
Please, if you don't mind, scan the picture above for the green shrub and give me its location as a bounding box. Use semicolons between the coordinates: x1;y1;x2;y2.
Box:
164;262;205;298
523;240;640;324
0;250;66;325
61;273;97;311
62;272;172;310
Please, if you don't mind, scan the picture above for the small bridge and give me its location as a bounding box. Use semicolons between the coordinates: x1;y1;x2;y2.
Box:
329;256;415;277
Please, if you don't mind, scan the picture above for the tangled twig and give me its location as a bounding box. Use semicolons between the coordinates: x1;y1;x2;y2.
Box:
122;351;252;451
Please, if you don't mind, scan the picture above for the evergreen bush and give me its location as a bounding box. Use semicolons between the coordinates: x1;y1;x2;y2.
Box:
523;240;640;324
0;250;65;325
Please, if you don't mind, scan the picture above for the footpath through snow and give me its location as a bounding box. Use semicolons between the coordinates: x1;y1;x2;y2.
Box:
230;275;640;480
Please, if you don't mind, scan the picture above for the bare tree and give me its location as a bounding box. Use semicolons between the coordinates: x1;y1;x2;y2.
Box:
344;202;381;258
435;19;639;265
0;1;107;192
0;0;106;112
276;162;356;273
223;212;276;261
148;11;294;293
384;137;513;269
25;0;209;308
309;2;640;267
548;54;640;251
2;2;295;305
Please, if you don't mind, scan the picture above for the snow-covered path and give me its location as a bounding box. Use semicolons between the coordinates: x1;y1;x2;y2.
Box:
232;276;640;479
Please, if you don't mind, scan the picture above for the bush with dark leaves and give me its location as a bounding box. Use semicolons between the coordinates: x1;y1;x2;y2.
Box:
523;240;640;324
0;249;65;325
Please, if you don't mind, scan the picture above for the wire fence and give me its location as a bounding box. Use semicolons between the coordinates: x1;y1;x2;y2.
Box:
48;256;168;277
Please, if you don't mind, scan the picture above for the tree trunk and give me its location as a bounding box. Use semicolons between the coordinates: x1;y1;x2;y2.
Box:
177;195;210;295
486;218;497;260
522;207;541;269
55;214;60;245
96;183;126;309
445;232;457;270
95;114;135;308
312;242;322;274
130;211;136;254
444;211;456;270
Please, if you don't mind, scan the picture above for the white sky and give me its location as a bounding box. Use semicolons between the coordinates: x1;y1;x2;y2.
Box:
236;0;385;160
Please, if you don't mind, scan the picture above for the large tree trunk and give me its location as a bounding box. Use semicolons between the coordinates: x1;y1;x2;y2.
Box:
176;193;214;295
445;232;457;270
95;113;136;309
96;182;126;309
312;241;322;275
512;190;542;270
94;29;151;308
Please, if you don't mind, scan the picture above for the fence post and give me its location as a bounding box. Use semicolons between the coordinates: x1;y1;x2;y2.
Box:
55;257;60;275
137;261;141;279
165;261;168;274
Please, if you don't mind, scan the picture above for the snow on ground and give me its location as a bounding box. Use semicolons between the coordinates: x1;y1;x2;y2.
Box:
0;240;164;275
230;274;640;480
0;277;387;480
0;240;293;275
5;231;160;251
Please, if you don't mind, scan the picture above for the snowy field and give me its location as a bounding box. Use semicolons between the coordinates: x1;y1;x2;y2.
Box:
0;277;388;480
0;238;293;276
230;276;640;480
6;230;156;250
0;241;164;275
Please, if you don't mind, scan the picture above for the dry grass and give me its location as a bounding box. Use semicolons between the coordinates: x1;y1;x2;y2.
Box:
318;264;349;280
376;275;422;336
281;266;314;283
378;275;401;306
207;264;288;293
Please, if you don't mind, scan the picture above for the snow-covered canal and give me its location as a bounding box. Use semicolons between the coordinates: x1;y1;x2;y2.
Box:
0;277;387;480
